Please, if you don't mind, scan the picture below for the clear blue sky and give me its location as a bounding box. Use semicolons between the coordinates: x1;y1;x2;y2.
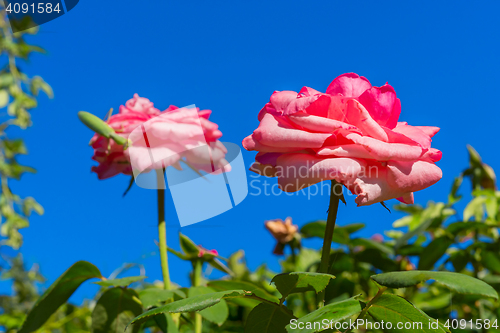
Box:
6;0;500;303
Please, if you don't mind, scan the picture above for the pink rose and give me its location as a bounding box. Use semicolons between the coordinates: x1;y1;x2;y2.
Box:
243;73;442;206
90;94;160;179
90;94;228;179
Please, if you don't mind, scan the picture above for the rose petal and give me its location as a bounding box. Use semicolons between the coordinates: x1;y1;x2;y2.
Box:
387;160;443;194
284;94;330;117
393;124;431;148
397;193;415;204
270;91;298;114
242;134;305;152
253;113;333;148
415;126;440;138
326;73;372;98
345;100;389;141
317;144;376;160
357;84;401;129
288;112;360;133
345;133;423;161
275;153;367;192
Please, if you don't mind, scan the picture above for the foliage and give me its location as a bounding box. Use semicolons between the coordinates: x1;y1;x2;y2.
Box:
0;10;52;250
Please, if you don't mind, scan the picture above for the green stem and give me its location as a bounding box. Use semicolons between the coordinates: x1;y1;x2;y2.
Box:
156;169;171;292
317;180;342;308
193;260;203;333
344;287;387;333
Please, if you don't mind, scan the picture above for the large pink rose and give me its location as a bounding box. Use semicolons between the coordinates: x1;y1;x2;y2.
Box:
90;94;228;179
243;73;442;206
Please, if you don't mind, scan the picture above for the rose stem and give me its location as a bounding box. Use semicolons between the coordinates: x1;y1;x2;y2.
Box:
193;259;203;333
317;180;341;308
156;168;172;293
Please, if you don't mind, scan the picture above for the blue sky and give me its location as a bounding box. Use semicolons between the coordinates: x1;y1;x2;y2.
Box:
4;0;500;303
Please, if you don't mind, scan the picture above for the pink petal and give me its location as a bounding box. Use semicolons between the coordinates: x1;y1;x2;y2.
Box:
253;113;333;148
284;94;329;117
270;91;298;114
397;193;414;204
415;126;440;138
317;144;377;160
255;152;281;166
357;84;401;129
345;133;424;161
421;148;442;162
326;73;372;98
299;86;323;97
275;153;367;192
242;134;306;153
288;112;360;133
345;100;389;142
393;124;431;148
387;160;443;194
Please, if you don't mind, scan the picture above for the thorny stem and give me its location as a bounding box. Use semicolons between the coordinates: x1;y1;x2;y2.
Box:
317;180;342;308
193;260;203;333
156;169;171;293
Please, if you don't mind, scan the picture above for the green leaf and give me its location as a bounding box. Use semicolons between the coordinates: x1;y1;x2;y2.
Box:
368;293;449;332
179;233;200;256
78;111;126;145
371;271;498;299
350;238;395;256
167;247;189;260
271;272;335;299
208;280;279;304
127;290;247;328
245;303;295;333
0;89;9;108
285;296;362;333
91;287;143;333
138;289;186;308
464;196;486;221
94;276;146;288
417;237;453;270
207;258;233;276
189;286;228;326
19;261;102;333
448;251;470;272
152;313;178;333
300;222;363;244
30;76;53;98
482;251;500;274
446;221;491;235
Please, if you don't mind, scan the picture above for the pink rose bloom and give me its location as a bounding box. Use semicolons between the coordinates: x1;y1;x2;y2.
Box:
90;94;228;179
90;94;160;179
243;73;442;206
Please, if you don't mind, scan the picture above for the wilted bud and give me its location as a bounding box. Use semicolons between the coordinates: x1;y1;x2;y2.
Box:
265;217;299;255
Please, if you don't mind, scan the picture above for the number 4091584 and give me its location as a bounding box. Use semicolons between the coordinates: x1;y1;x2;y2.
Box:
6;2;62;14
